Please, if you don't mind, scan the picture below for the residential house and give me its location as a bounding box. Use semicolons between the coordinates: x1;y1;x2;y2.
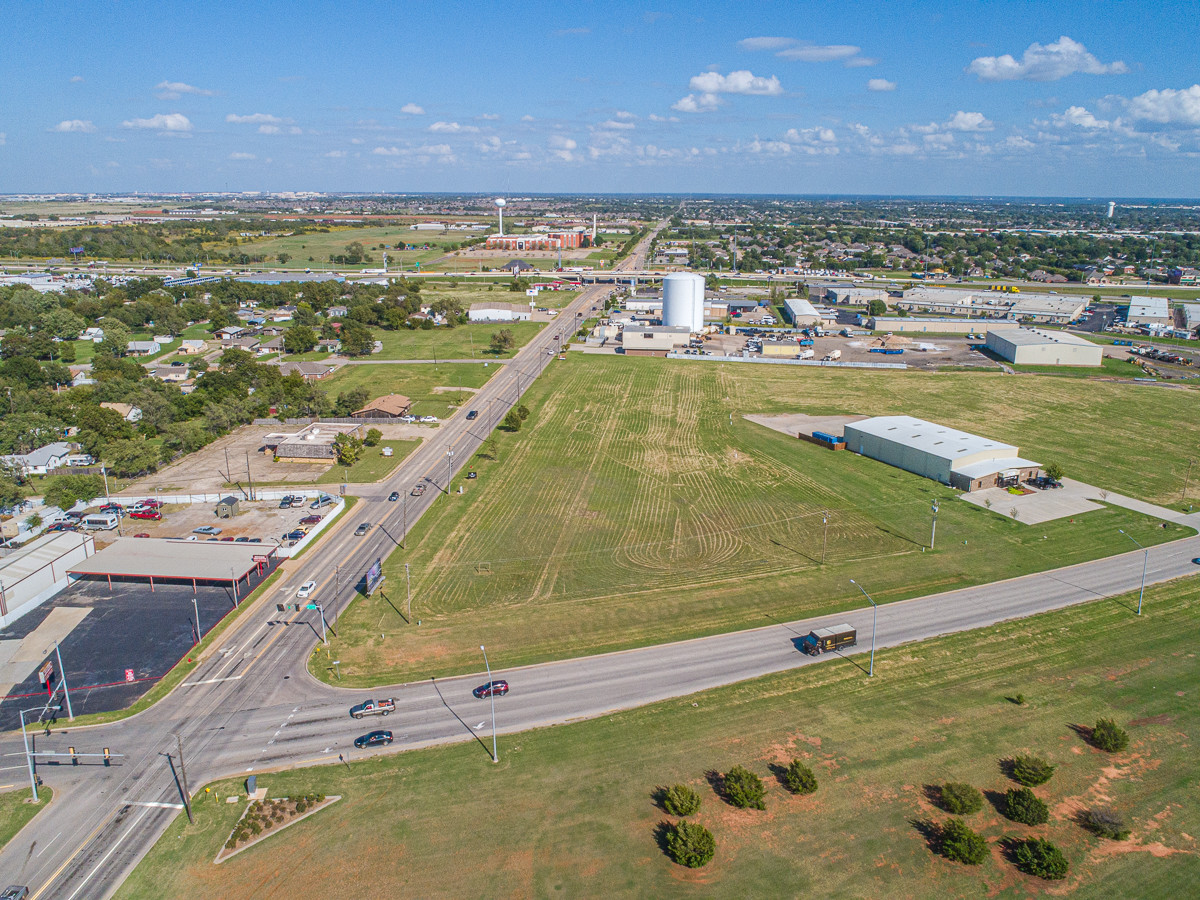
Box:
221;335;261;352
350;394;412;419
274;360;333;381
70;367;95;387
149;365;190;383
215;325;245;339
1;442;76;476
259;335;285;354
125;340;161;356
100;402;143;423
178;339;207;355
326;305;349;318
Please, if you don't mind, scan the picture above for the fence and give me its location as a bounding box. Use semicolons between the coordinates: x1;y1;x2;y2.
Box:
665;352;907;370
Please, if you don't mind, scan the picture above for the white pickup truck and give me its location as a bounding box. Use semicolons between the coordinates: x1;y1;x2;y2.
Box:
349;698;396;719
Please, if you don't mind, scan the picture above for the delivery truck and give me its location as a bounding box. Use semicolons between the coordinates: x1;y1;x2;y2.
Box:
799;624;857;655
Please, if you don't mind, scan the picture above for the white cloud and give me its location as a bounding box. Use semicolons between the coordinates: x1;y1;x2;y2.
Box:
258;125;281;134
924;132;955;148
70;75;84;83
778;43;860;63
228;151;256;160
782;126;839;154
520;114;535;122
155;80;216;99
614;110;636;120
1052;105;1110;129
0;133;6;146
53;119;96;133
598;119;635;130
226;113;284;125
477;113;501;120
400;103;425;115
324;150;347;158
372;143;455;162
945;111;994;132
689;70;782;96
648;114;680;123
373;146;402;156
429;121;479;133
737;36;794;51
122;113;192;133
967;36;1127;82
672;93;720;113
1003;135;1036;150
843;56;878;68
1126;85;1200;125
745;138;793;155
548;134;578;161
867;78;896;92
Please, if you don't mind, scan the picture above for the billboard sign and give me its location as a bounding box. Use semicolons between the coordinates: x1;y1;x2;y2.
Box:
365;557;385;595
38;661;55;687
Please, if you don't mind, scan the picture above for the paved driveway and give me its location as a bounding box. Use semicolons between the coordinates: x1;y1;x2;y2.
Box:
961;476;1195;526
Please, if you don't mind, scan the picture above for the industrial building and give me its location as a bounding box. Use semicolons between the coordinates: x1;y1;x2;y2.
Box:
264;422;365;461
985;328;1103;367
1126;296;1171;326
781;296;823;326
0;531;95;628
896;288;1085;323
621;325;692;355
843;415;1041;492
866;317;1020;335
661;272;706;332
468;301;533;322
809;284;890;306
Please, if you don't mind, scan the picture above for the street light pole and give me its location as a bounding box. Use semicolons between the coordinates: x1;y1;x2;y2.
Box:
1118;529;1148;616
405;563;412;621
930;500;939;549
191;594;201;645
849;579;878;677
480;644;498;763
52;641;73;721
170;732;194;823
317;605;328;644
821;512;828;565
19;707;43;802
402;494;406;548
445;446;454;494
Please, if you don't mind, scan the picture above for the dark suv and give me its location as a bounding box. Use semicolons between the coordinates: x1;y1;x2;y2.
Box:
473;680;509;699
354;730;393;749
466;410;478;420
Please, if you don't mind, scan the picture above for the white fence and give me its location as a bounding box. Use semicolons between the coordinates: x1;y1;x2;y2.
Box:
666;352;907;370
274;497;345;558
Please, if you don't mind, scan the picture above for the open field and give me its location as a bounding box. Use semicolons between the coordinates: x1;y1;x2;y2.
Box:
116;579;1200;900
318;355;1196;684
0;788;49;852
323;362;497;419
231;225;470;270
374;319;545;360
317;440;419;485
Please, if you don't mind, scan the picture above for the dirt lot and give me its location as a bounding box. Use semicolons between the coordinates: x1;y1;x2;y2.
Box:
127;423;430;494
91;499;334;548
705;330;998;369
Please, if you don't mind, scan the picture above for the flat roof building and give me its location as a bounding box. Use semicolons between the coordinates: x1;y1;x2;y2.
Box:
867;317;1020;335
621;325;692;356
1126;295;1171;325
0;531;95;628
468;302;532;322
843;415;1040;492
781;297;822;326
264;422;365;461
66;537;275;591
985;328;1103;367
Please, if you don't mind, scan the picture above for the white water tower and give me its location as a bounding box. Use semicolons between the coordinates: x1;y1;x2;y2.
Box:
662;272;705;332
494;197;506;236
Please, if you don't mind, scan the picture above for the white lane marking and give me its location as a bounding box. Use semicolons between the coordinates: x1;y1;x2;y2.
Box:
181;675;243;687
36;831;61;856
0;764;29;771
474;722;486;730
65;805;152;900
128;801;184;810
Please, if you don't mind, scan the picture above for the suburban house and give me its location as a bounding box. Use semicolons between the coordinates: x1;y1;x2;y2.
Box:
221;335;261;352
350;394;412;419
125;340;161;356
149;365;190;383
1;442;77;476
326;305;349;318
100;402;143;423
259;335;285;354
178;339;207;355
263;422;365;461
274;360;334;381
215;325;245;340
70;368;95;387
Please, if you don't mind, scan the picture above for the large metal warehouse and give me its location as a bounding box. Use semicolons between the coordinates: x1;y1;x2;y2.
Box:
1126;296;1171;326
842;415;1041;492
985;328;1103;367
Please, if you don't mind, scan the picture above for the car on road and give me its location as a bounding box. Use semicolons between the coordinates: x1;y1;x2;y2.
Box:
193;525;222;535
473;680;509;699
1193;558;1200;565
466;410;478;420
130;510;162;520
354;522;372;536
388;491;400;501
1;886;30;900
353;730;393;749
411;484;426;497
349;698;395;719
300;514;323;525
297;580;317;599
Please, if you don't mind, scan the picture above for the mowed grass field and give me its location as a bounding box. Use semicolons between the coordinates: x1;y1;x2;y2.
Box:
233;225;470;269
0;788;48;852
374;319;544;360
323;362;497;419
115;579;1200;900
318;355;1197;685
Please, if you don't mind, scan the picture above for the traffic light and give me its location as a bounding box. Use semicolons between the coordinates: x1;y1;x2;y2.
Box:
276;603;286;612
103;747;111;766
69;746;77;765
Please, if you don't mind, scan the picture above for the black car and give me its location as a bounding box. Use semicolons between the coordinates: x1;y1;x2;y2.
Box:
466;409;478;420
353;729;393;749
388;491;400;501
279;495;294;509
473;680;509;699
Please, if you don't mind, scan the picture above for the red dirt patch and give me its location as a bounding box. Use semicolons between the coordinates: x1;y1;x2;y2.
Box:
1128;713;1176;727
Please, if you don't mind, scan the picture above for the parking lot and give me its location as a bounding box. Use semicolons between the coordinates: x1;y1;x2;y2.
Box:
697;330;997;369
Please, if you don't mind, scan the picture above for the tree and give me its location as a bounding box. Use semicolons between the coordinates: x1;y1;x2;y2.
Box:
867;298;888;317
334;387;370;417
1003;787;1049;825
364;428;382;447
489;329;516;354
277;253;291;265
661;784;701;817
96;319;131;358
333;432;364;467
339;322;375;357
41;307;88;342
1079;807;1130;840
663;820;715;868
1090;718;1129;753
516;404;530;421
722;765;766;810
1043;462;1065;482
939;818;989;865
1011;837;1068;880
783;759;818;795
940;782;983;815
1008;754;1055;786
25;513;42;529
284;324;319;354
0;474;23;508
104;439;161;477
502;409;522;432
43;474;104;511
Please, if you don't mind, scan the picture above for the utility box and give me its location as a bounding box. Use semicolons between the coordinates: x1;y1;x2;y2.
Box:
215;496;240;519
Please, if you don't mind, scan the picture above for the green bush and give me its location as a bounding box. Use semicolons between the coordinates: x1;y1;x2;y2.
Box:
784;759;818;795
1004;788;1049;825
1009;754;1055;786
662;784;702;817
940;782;983;815
940;817;989;865
664;820;716;868
1080;807;1130;840
723;765;766;810
1091;718;1129;753
1012;837;1068;879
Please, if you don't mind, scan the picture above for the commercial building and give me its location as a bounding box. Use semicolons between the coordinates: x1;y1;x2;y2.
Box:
1126;296;1171;326
0;531;95;628
843;415;1040;492
468;302;532;322
621;325;692;356
485;231;585;251
866;317;1020;335
985;328;1103;367
896;288;1085;323
351;394;412;419
781;297;823;326
1179;303;1200;333
809;284;889;306
264;422;365;461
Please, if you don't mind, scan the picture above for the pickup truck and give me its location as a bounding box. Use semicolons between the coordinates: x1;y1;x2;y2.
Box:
349;698;396;719
411;484;426;497
799;624;857;655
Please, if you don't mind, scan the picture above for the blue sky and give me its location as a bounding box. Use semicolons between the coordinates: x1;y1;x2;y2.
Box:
3;0;1198;196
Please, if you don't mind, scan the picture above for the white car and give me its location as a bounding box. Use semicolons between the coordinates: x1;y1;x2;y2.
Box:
419;416;439;423
399;415;417;423
297;580;317;599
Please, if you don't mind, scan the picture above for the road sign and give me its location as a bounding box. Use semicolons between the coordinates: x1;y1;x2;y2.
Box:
305;604;318;610
38;661;55;686
125;668;135;683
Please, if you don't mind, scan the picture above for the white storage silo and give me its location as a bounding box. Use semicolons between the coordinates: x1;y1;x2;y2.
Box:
662;272;705;332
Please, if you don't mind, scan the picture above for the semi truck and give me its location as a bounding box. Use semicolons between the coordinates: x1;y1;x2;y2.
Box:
800;624;857;655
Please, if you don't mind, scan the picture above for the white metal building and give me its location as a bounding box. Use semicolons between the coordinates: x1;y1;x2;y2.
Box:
0;531;95;628
985;328;1103;367
1126;296;1171;326
621;325;692;355
842;415;1041;492
468;302;533;322
866;317;1020;334
780;296;823;326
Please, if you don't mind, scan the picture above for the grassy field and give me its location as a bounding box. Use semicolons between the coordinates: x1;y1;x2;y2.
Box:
374;320;545;360
115;578;1200;900
0;788;50;852
1008;357;1147;378
316;440;420;485
315;355;1197;685
233;225;469;270
323;362;497;419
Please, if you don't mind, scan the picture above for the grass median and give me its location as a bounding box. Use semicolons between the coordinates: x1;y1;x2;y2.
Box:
0;787;52;854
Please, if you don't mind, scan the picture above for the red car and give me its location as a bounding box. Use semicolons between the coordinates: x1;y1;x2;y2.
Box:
299;515;322;525
473;680;509;699
129;510;162;520
133;533;151;538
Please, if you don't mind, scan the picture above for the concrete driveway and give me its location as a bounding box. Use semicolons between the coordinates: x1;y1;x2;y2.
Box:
961;476;1194;526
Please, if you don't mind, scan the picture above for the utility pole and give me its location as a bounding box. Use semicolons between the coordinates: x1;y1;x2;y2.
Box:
930;500;939;549
317;605;328;644
245;451;254;501
821;512;829;565
480;645;498;763
445;446;454;494
1183;458;1195;502
850;579;878;677
405;563;412;620
402;495;406;548
171;733;194;823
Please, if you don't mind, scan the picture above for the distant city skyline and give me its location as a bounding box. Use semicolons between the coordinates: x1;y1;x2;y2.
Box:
2;0;1198;197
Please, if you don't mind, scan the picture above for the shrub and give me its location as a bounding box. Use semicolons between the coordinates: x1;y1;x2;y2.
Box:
295;800;308;814
784;759;818;795
1012;837;1068;879
723;765;766;810
664;820;716;868
1009;754;1055;786
1080;807;1130;840
1091;718;1129;753
940;782;983;815
940;818;989;865
1004;788;1049;826
662;784;702;817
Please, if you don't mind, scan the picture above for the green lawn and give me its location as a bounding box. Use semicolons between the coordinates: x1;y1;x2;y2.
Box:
1008;357;1147;378
316;440;420;485
115;578;1200;900
230;225;472;270
374;320;544;360
323;362;498;419
0;787;51;853
315;355;1197;686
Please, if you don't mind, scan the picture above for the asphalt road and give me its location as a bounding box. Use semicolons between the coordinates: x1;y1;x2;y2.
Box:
1;221;1194;897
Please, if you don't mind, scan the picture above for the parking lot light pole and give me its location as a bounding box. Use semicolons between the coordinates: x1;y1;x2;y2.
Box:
191;594;201;645
480;645;498;763
849;579;877;677
19;706;46;802
1118;529;1148;616
930;500;939;549
52;640;73;720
